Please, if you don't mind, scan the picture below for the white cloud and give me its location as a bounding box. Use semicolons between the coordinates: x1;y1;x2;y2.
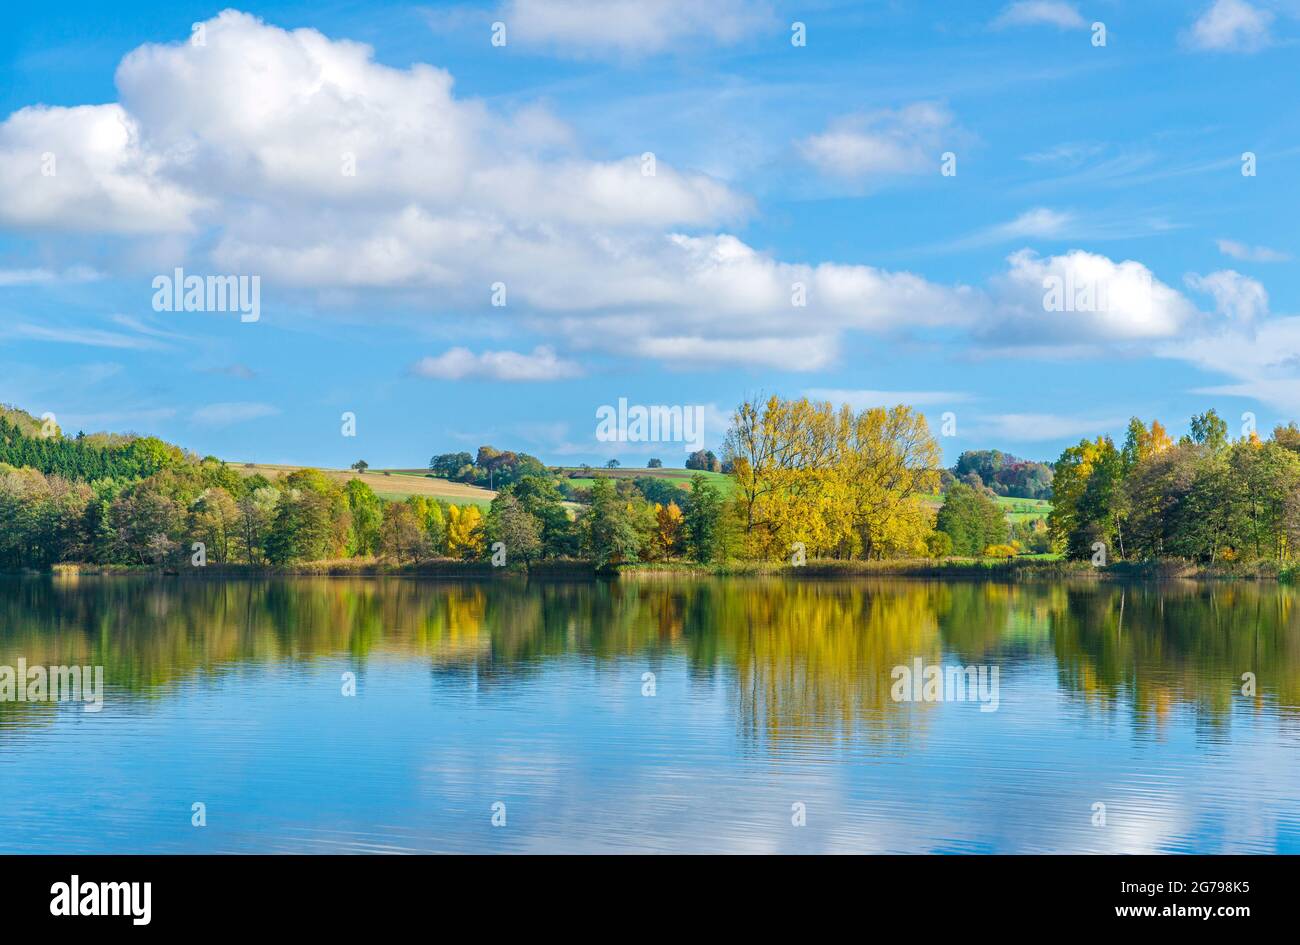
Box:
1185;269;1269;323
0;11;1232;374
991;2;1086;30
413;346;581;381
1183;0;1274;53
1157;272;1300;414
191;402;280;426
797;103;957;181
1;12;747;243
1217;239;1291;263
496;0;774;57
1162;316;1300;414
0;104;206;234
988;249;1198;343
803;389;972;410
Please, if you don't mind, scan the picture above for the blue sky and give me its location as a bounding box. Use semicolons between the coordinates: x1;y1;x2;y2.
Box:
1;0;1297;467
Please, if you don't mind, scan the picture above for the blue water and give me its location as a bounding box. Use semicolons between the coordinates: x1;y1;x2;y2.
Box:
1;576;1296;853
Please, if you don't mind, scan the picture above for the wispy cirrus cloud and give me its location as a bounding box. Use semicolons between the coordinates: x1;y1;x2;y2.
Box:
191;402;280;426
490;0;775;58
0;321;168;350
991;1;1086;30
0;265;101;286
803;389;972;410
1021;142;1105;167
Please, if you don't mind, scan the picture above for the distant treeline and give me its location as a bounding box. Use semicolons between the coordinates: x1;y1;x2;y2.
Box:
945;449;1054;500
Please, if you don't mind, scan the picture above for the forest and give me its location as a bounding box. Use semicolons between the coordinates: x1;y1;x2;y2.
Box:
4;398;1298;572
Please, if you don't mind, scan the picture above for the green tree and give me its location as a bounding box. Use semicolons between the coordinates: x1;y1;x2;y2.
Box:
345;478;382;556
379;501;429;562
510;476;575;558
582;477;642;567
684;474;724;564
486;492;542;565
1187;409;1229;450
935;483;1007;556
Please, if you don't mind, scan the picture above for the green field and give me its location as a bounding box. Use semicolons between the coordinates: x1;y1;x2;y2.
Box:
558;467;736;496
921;493;1052;523
996;496;1052;522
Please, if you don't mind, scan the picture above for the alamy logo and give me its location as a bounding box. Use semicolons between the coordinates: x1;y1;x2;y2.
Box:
595;398;705;453
1041;270;1152;316
152;268;260;322
50;875;151;925
890;658;1000;712
0;659;104;712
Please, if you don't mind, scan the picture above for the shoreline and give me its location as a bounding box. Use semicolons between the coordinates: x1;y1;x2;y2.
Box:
16;558;1296;582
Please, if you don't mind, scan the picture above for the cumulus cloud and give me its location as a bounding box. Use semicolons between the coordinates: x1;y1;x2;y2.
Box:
1183;0;1274;52
413;346;582;381
991;1;1086;30
988;249;1198;343
797;103;957;181
496;0;774;57
1185;269;1269;323
2;12;746;243
1217;239;1290;263
0;11;1229;373
0;104;205;233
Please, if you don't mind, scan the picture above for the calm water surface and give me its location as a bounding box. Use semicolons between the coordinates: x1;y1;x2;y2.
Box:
1;575;1297;853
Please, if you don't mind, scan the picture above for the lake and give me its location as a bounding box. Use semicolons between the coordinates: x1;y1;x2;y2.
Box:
1;575;1297;854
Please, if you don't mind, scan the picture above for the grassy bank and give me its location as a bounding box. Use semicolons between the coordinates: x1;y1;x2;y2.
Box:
48;559;597;578
616;558;1300;581
38;556;1300;582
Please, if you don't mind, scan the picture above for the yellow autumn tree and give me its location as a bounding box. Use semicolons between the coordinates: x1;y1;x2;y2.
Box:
826;404;941;559
654;501;685;559
445;503;485;559
725;395;838;560
1121;417;1173;470
724;396;940;561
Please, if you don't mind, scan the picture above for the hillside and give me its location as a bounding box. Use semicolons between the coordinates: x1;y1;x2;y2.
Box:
558;466;736;495
234;464;497;506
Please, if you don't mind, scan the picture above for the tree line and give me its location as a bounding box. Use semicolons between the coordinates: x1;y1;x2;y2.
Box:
0;395;1021;570
36;398;1278;572
1050;410;1300;562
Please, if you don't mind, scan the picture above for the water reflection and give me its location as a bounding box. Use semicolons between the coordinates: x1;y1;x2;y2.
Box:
1;575;1297;852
